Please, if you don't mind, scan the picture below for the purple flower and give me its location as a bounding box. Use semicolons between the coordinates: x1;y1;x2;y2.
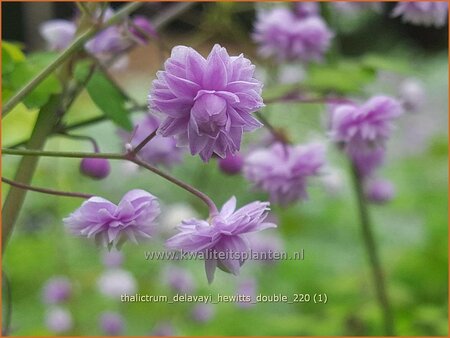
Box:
253;7;333;62
166;197;276;283
119;115;183;168
39;20;76;51
63;189;160;248
248;228;284;264
42;277;72;304
149;44;264;162
100;312;124;336
151;322;175;336
129;16;157;44
236;278;257;308
85;26;131;56
294;2;320;18
328;96;403;155
80;158;111;179
392;2;448;28
192;304;215;323
218;151;244;175
244;142;326;205
365;178;395;204
102;250;124;268
351;146;385;178
45;307;73;334
163;266;196;294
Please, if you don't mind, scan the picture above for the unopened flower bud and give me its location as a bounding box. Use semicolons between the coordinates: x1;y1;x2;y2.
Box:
218;152;244;175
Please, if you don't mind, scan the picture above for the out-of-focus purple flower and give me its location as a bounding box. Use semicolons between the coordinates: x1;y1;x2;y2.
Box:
294;2;320;18
119;115;183;168
39;20;76;51
63;189;160;248
192;304;215;323
100;312;124;336
102;250;124;268
149;44;264;162
163;266;196;294
42;277;72;304
152;322;175;336
399;78;425;112
166;196;276;283
329;95;403;155
45;307;73;334
253;7;333;62
392;2;448;27
159;203;198;235
351;147;385;178
97;269;137;298
365;178;395;204
319;167;345;196
236;278;257;308
244;142;326;205
85;26;131;56
218;152;244;175
248;228;284;264
129;16;157;44
80;158;111;179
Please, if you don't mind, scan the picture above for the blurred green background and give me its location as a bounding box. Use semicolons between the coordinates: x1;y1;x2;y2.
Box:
2;2;448;336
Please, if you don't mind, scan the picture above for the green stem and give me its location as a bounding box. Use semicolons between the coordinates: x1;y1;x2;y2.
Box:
2;177;93;199
1;271;12;336
1;2;143;116
2;95;62;252
2;148;219;216
350;163;394;335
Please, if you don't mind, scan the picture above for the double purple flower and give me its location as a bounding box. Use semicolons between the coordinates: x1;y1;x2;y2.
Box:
63;190;160;248
149;44;264;162
166;197;276;283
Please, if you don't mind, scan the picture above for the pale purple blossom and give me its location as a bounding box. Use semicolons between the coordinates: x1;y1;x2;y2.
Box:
166;197;276;283
399;78;425;112
328;96;402;162
294;2;320;18
236;278;257;308
244;142;326;205
100;312;124;336
45;307;73;334
97;269;137;298
163;266;196;294
392;2;448;28
192;304;215;323
149;44;264;162
102;250;124;268
253;7;333;62
63;190;160;248
129;16;157;44
365;178;395;204
42;277;72;304
120;115;183;167
152;322;175;336
39;20;76;51
248;228;284;264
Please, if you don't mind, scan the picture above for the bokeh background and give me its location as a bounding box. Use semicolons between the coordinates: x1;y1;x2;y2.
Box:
2;2;448;336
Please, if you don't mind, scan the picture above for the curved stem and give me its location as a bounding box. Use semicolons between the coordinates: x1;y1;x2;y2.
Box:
57;132;100;152
2;177;93;199
131;156;218;216
2;147;218;216
349;162;394;335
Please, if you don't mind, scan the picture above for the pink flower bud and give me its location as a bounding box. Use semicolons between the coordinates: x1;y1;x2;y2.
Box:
80;158;111;179
218;152;244;175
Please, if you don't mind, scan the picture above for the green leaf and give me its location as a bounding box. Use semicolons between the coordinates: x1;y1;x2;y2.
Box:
85;71;133;130
304;60;376;94
2;103;39;146
2;42;25;77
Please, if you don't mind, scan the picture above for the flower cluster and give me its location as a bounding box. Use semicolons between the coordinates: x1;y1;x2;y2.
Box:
149;44;264;162
252;5;333;62
166;197;276;283
63;189;160;248
244;142;326;205
392;2;448;28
